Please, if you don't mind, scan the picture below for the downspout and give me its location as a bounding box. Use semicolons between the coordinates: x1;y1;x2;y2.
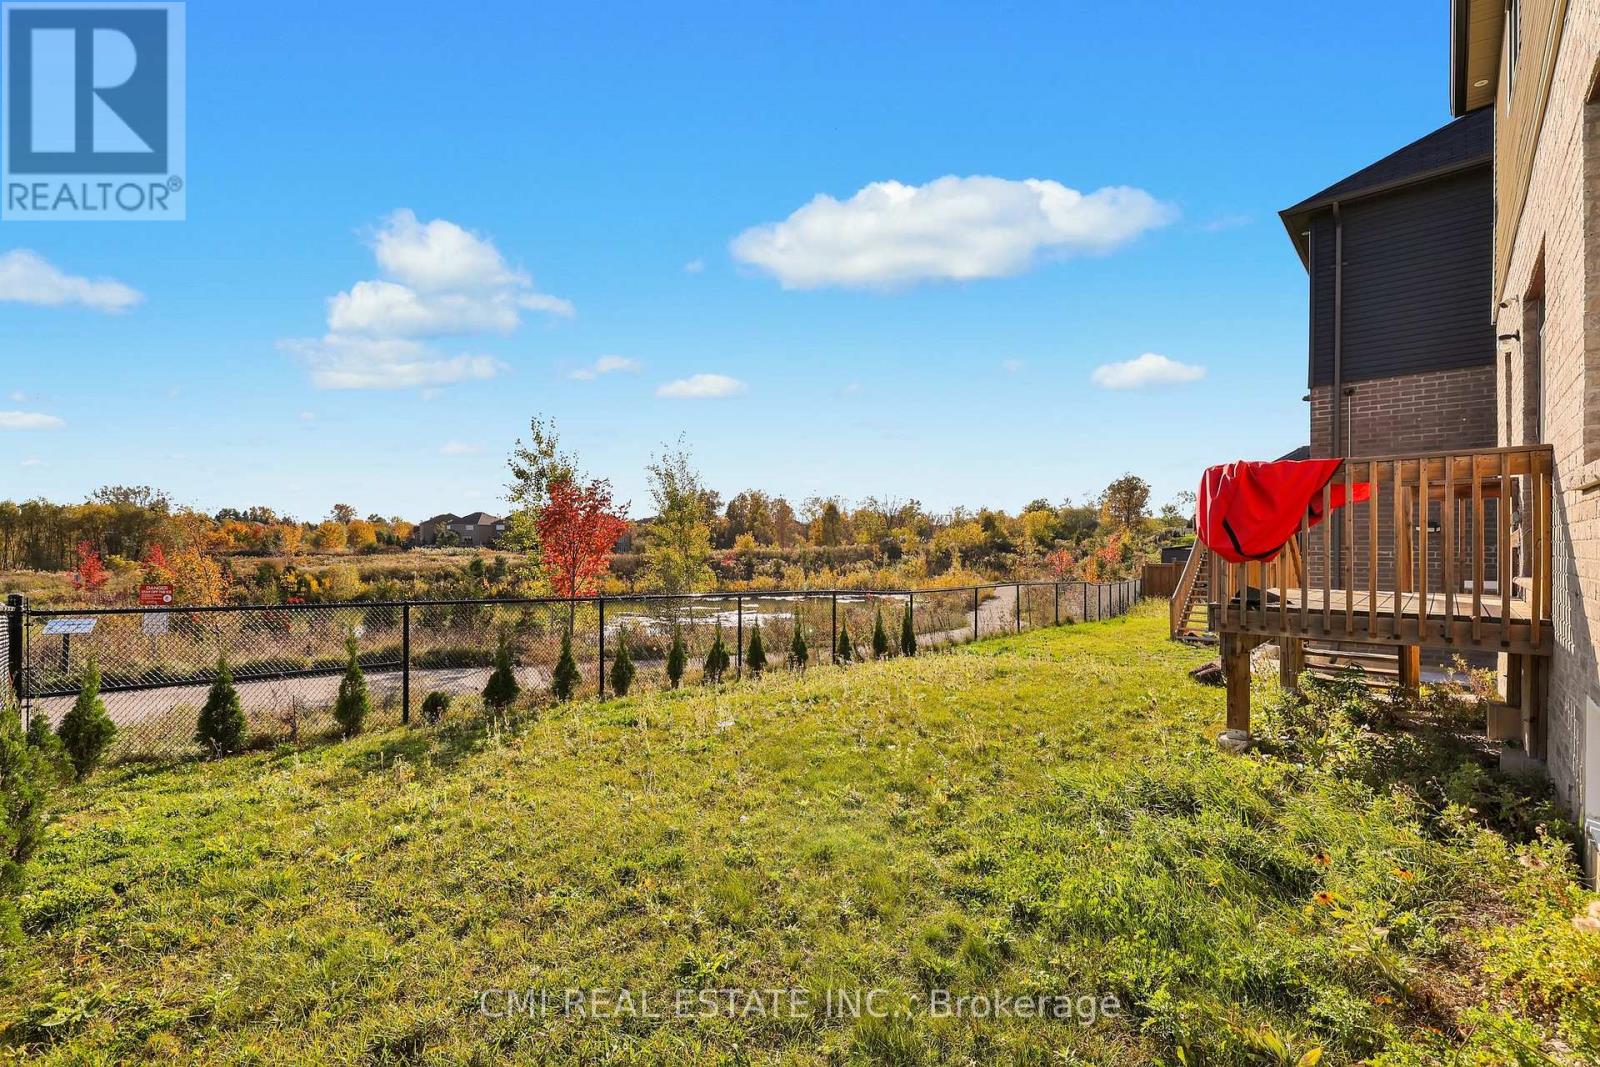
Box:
1332;201;1344;455
1332;201;1345;573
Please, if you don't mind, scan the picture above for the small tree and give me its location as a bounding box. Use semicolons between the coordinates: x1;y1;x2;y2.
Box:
1;699;47;946
666;624;688;689
871;606;891;660
609;628;636;697
551;629;581;702
703;627;731;684
24;714;66;783
333;636;372;738
421;691;451;725
900;600;917;657
483;633;522;715
789;616;808;671
745;623;767;675
835;620;853;663
195;654;248;757
57;659;115;779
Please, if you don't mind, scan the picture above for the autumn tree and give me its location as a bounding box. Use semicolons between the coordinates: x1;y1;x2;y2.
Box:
504;415;577;553
1099;474;1151;530
329;504;357;524
641;439;714;593
310;521;347;552
71;542;108;596
536;477;629;603
345;520;378;550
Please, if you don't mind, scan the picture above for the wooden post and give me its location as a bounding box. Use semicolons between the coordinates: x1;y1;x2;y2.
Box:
1220;633;1253;751
1278;637;1304;694
1521;653;1545;760
1396;645;1421;698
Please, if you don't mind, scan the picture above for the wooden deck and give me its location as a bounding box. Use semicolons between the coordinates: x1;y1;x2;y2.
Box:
1215;587;1549;655
1191;444;1556;759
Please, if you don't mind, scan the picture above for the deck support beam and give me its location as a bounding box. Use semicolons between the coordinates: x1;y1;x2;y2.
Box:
1521;653;1546;761
1396;645;1421;698
1278;637;1304;694
1219;632;1262;753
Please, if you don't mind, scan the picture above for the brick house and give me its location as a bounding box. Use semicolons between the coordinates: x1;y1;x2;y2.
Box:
1452;0;1600;871
1280;108;1498;592
412;511;507;548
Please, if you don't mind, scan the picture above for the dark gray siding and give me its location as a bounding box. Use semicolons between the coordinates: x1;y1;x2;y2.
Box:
1307;166;1492;387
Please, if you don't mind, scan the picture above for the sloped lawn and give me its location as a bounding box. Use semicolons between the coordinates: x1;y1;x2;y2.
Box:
3;605;1595;1064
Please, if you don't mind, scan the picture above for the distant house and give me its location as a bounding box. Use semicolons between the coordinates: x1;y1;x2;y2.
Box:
412;511;507;548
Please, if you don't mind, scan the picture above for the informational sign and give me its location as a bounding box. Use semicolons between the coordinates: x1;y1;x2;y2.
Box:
142;612;169;637
43;618;97;636
139;583;175;606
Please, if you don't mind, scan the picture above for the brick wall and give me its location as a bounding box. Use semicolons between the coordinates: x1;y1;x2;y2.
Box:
1494;3;1600;870
1307;367;1499;590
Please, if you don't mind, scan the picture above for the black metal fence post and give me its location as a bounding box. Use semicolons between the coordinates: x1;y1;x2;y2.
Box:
598;598;606;699
972;587;979;642
830;593;838;665
1014;583;1021;633
5;594;23;728
400;602;411;724
735;595;743;680
907;591;914;651
1053;582;1060;625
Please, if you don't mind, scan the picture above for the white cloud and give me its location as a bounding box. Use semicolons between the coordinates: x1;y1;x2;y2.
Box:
1090;352;1205;389
371;210;525;292
683;258;705;274
656;373;747;399
19;457;43;467
286;210;569;390
440;441;482;455
0;410;65;430
731;176;1176;289
568;354;641;380
1002;358;1024;374
282;335;502;390
0;249;142;312
298;411;316;421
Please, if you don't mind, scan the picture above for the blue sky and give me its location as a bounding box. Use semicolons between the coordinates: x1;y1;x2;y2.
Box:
2;0;1450;521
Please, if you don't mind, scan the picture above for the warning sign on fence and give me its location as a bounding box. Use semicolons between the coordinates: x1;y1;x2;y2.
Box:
139;584;175;606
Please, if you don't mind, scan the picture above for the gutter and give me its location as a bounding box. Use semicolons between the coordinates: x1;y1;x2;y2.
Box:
1449;0;1470;117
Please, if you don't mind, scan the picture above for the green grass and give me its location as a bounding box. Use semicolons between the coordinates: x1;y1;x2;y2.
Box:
3;604;1596;1064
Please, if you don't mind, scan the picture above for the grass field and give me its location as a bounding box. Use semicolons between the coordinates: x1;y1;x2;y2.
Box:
3;604;1596;1064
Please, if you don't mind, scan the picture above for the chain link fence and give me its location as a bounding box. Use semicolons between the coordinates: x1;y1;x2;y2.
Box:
3;579;1142;765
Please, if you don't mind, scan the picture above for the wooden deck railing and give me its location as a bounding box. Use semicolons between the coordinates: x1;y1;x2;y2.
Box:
1209;445;1553;655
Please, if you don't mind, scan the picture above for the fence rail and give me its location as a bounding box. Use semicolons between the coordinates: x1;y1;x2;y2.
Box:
2;578;1143;764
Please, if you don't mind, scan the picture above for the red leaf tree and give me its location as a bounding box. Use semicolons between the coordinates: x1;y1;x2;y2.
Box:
536;477;629;600
72;541;108;594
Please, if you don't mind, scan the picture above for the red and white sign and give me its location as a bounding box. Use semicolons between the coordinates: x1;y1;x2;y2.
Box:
138;583;174;606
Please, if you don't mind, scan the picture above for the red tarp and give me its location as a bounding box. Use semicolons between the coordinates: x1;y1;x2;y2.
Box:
1198;459;1371;564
